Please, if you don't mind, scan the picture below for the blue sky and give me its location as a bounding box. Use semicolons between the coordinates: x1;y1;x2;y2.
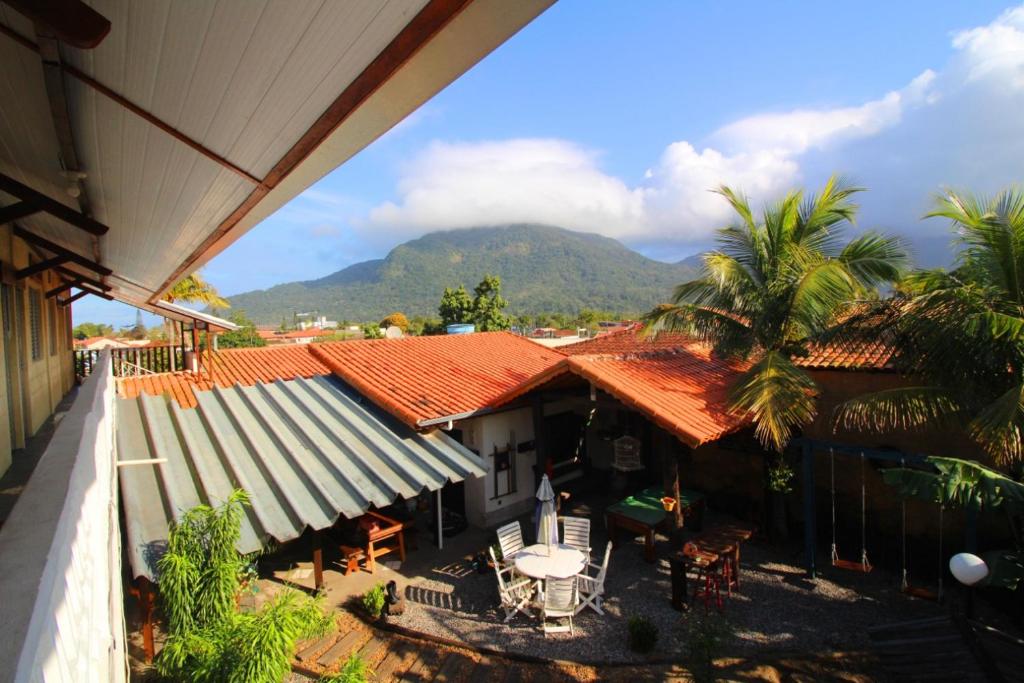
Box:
77;1;1024;327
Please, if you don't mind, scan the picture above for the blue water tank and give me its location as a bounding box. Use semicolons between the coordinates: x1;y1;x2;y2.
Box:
446;323;475;335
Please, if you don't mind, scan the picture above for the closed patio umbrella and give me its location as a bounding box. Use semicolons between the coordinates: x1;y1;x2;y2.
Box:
535;474;558;550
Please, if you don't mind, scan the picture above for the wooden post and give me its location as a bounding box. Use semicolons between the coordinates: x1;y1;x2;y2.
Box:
802;440;816;578
660;431;683;540
312;530;324;591
137;578;156;663
190;325;199;373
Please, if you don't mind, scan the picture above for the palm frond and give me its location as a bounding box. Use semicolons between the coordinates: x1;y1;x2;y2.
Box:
839;232;909;288
968;382;1024;465
729;351;818;451
834;386;964;433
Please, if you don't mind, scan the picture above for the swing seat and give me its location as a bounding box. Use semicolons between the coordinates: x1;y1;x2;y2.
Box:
832;558;873;573
901;585;939;601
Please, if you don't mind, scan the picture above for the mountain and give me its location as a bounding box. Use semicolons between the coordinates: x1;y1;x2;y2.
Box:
226;225;701;324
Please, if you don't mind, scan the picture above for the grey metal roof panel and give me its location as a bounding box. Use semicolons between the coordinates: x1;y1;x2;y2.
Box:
117;375;484;581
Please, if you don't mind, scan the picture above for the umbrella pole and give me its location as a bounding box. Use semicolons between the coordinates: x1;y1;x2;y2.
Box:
436;488;443;550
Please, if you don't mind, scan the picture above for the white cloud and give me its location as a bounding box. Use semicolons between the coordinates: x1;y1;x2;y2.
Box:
352;4;1024;258
366;139;646;239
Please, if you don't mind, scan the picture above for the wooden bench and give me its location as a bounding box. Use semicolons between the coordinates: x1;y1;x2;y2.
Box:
339;545;365;576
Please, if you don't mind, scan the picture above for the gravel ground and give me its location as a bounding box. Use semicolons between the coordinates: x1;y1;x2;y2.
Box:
388;514;941;664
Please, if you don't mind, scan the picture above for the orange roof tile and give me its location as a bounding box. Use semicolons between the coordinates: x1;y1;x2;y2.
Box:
561;324;896;370
491;347;750;448
117;344;333;407
308;332;565;428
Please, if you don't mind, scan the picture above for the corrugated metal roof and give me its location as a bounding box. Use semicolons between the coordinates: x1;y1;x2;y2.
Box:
116;375;484;582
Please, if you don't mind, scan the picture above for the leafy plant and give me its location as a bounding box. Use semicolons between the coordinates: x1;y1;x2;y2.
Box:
835;187;1024;465
380;312;409;332
362;583;387;618
320;652;370;683
627;615;659;653
644;175;907;451
767;454;795;494
684;611;733;683
154;489;332;682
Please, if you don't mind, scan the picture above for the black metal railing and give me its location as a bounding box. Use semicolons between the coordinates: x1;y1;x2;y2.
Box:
75;345;185;378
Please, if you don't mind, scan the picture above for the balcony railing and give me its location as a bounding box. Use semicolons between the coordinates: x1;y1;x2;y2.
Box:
75;344;184;378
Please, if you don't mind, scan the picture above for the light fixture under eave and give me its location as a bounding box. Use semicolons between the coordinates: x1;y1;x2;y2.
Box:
949;552;988;586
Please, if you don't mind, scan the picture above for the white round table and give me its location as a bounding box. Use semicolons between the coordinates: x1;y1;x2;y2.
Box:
513;543;586;580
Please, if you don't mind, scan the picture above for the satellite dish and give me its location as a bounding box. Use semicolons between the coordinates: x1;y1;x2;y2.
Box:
384;325;404;339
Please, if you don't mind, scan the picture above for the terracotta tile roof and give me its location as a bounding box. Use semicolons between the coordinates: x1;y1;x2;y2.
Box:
561;326;694;356
561;324;896;370
491;347;750;448
308;332;565;428
117;344;332;407
798;338;897;370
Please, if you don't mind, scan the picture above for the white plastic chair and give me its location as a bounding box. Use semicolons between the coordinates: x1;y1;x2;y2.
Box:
489;546;533;622
560;516;591;561
496;520;524;567
576;541;611;615
541;575;578;636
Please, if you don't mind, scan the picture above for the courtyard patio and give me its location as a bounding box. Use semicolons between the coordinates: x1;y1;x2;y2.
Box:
259;487;943;668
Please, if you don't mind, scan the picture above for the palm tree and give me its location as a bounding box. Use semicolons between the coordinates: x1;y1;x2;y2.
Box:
837;188;1024;467
163;272;230;309
162;273;229;357
644;175;907;452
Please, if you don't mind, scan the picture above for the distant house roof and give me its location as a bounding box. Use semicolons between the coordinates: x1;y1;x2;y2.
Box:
309;332;566;428
282;328;335;339
118;344;332;407
491;347;750;449
560;324;897;371
117;376;486;582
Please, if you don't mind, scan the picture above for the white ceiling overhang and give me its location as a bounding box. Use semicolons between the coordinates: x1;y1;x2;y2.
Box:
0;0;553;309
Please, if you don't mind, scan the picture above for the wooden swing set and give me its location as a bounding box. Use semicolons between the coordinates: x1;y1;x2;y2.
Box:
802;439;960;601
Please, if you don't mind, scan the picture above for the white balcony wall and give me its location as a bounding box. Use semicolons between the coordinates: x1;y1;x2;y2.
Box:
0;352;125;683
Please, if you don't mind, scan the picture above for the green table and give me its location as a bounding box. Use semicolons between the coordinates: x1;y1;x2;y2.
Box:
606;487;705;562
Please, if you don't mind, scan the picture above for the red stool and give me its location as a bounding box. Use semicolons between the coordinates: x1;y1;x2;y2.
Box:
683;543;723;612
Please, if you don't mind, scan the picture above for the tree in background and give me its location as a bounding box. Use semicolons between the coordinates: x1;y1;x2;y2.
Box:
379;312;409;333
361;323;383;340
155;490;331;682
217;311;267;349
470;274;510;331
438;285;473;326
644;175;907;452
407;315;444;336
127;309;147;340
72;322;113;339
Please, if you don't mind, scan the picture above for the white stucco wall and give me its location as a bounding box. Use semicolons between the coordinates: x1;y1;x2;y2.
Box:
461;407;537;529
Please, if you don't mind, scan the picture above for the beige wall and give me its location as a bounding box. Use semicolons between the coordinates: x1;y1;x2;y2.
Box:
0;225;76;477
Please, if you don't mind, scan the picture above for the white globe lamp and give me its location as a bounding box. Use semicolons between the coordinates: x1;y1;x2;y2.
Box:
949;552;988;586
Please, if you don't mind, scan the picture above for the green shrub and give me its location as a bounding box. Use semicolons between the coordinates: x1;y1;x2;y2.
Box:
362;583;386;618
684;610;733;683
627;615;659;653
320;652;369;683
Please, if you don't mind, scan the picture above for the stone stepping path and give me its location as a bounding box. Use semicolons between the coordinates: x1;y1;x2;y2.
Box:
291;616;572;682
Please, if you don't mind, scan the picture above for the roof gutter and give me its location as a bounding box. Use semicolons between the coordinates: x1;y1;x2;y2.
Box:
418;406;496;428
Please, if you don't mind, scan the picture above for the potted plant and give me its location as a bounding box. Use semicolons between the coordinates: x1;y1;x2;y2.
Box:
627;615;659;654
361;583;386;620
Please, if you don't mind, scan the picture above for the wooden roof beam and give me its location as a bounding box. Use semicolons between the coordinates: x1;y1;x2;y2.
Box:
2;0;110;49
46;279;77;298
0;202;41;224
13;225;112;275
54;266;110;291
16;255;66;279
0;173;107;235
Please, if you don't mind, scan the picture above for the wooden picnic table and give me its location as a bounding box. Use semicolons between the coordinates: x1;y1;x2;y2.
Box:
606;487;706;562
670;521;756;610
